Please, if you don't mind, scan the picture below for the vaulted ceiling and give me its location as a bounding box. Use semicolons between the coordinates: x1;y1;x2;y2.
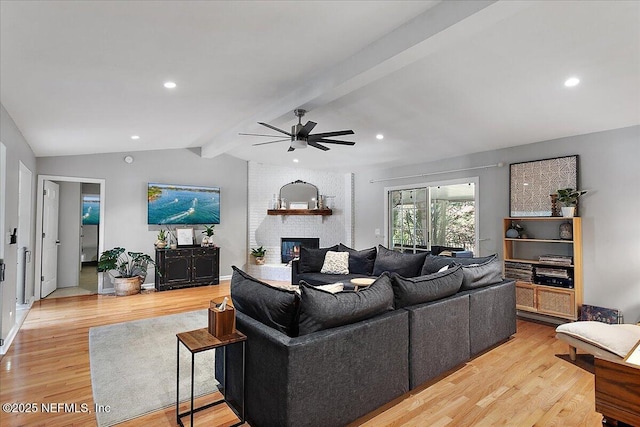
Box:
1;1;639;171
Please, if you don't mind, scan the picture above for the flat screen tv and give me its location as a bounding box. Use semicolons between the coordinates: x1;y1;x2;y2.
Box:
148;183;220;225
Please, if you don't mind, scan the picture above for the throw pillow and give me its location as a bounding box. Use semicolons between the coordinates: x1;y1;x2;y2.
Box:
230;266;300;336
337;243;377;275
320;251;349;274
297;272;395;335
298;245;339;273
372;245;429;277
459;254;503;290
390;265;464;308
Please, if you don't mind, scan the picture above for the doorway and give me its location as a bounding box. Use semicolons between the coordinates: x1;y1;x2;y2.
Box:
34;175;106;300
385;178;478;255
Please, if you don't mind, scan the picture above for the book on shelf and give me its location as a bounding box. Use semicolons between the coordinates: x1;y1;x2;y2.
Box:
538;254;573;266
535;267;570;278
504;261;534;282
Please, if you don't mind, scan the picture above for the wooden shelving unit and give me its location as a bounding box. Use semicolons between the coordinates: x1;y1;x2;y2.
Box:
503;217;583;321
267;209;332;216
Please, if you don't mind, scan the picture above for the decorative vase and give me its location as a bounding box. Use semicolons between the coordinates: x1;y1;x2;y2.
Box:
561;206;575;218
559;222;573;240
170;243;177;250
113;276;141;296
201;236;209;246
254;256;265;265
506;228;519;238
155;240;167;249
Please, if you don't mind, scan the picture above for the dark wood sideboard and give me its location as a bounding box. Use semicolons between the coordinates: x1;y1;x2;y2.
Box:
155;246;219;291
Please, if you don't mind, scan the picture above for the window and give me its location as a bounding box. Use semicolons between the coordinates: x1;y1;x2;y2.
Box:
386;178;478;254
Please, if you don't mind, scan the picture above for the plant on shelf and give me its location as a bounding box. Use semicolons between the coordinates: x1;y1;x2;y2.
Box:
98;247;157;296
251;246;267;265
155;229;167;248
201;224;215;246
556;188;587;218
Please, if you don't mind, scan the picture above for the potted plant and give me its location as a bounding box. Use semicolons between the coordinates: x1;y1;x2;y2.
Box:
202;224;215;246
557;188;587;217
98;247;157;296
251;246;267;265
155;229;167;248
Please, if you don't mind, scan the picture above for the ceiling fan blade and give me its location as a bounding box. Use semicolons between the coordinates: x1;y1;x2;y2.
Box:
315;138;356;146
252;139;290;146
308;141;330;151
297;121;317;138
308;130;354;139
239;132;288;138
258;122;293;137
288;147;295;152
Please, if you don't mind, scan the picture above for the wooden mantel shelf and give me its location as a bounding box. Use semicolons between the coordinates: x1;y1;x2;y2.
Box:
267;209;332;216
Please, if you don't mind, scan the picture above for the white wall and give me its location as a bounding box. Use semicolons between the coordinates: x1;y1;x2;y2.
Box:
247;161;353;277
0;104;37;345
57;181;81;288
353;125;640;323
37;149;248;282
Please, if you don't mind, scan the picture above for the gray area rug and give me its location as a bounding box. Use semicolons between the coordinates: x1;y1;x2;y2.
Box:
89;309;218;426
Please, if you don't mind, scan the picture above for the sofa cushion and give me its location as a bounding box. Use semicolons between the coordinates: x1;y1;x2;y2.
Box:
297;272;395;335
295;272;374;286
391;265;464;308
373;245;429;277
459;254;503;290
338;243;377;275
230;266;299;336
320;251;349;274
298;245;339;273
422;254;494;275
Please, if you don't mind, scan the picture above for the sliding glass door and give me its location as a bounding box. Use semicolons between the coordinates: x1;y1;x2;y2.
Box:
388;179;477;254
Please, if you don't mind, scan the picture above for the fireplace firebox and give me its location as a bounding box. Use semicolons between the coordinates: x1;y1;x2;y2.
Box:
281;238;320;264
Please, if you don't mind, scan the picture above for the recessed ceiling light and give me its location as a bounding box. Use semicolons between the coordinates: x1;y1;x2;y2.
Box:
564;77;580;87
376;134;384;140
131;135;140;140
293;158;299;163
163;81;177;89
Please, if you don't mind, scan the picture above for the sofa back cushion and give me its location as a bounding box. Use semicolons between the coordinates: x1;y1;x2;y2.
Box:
373;245;429;277
230;266;299;336
460;254;503;290
421;254;494;275
391;265;464;308
338;243;377;275
298;245;339;273
297;272;394;335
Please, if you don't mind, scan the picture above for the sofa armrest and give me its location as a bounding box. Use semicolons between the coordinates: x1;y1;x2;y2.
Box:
220;310;409;427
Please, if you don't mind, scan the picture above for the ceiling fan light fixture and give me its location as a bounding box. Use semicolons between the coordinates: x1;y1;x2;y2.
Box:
291;138;307;149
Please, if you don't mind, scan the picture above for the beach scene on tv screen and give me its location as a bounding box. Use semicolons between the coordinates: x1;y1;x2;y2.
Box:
148;183;220;225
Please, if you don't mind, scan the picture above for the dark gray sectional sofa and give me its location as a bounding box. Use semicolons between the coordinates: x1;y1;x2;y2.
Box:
216;247;516;427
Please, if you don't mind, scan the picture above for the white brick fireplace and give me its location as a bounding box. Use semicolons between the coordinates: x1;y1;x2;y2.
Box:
246;161;353;281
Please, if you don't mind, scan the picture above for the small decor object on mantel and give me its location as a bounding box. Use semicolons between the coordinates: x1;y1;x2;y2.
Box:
251;246;267;265
557;188;588;218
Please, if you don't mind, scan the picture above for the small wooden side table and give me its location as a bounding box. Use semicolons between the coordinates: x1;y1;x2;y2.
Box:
176;328;246;427
595;356;640;426
351;278;375;291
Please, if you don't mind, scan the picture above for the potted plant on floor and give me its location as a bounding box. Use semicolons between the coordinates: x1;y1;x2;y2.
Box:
251;246;267;265
98;247;157;296
557;188;588;217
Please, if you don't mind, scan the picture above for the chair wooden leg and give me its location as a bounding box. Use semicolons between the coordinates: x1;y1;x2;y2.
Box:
569;345;577;361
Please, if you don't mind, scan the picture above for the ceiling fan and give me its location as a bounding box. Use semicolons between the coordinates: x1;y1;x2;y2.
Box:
239;109;355;151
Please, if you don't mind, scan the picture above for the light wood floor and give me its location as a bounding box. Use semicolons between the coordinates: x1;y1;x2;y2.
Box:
0;282;604;427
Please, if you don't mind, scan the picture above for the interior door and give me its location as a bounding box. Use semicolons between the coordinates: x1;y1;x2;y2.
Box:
41;180;60;298
17;162;33;304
